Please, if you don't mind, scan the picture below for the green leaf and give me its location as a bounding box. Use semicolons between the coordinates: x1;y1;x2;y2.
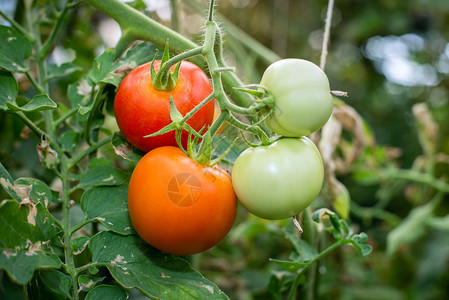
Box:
0;162;22;203
350;232;373;256
269;259;307;273
68;80;91;107
81;185;135;235
39;269;72;298
0;200;62;284
72;236;90;255
332;180;351;219
78;165;128;190
352;169;381;185
0;25;32;72
7;94;57;112
112;132;142;163
89;231;229;299
58;131;79;152
0;70;18;111
283;223;318;262
121;42;158;67
78;275;105;292
14;177;54;208
46;62;82;81
86;285;128;300
386;202;435;255
90;48;120;85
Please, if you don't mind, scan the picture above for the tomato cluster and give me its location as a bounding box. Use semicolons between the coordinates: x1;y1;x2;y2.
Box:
231;59;332;220
115;57;331;255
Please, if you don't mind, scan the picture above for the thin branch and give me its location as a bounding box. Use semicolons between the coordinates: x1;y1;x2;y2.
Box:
320;0;335;70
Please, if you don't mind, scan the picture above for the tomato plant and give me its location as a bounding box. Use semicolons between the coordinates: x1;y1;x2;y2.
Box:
114;60;215;152
231;137;324;220
128;146;237;255
260;59;333;137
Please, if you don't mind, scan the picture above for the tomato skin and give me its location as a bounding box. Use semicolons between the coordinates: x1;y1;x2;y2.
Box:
114;60;214;152
260;59;333;137
231;137;324;220
128;146;237;255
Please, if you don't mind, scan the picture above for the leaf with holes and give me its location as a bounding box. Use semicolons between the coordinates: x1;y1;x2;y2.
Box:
89;231;229;299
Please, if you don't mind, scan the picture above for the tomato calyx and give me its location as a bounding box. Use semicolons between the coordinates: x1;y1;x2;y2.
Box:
150;41;181;91
144;96;203;145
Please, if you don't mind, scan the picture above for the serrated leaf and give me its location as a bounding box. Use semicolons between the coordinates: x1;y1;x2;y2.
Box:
78;275;105;292
78;165;128;190
0;25;32;72
46;62;81;81
0;200;62;284
85;285;128;300
112;132;142;163
269;259;307;273
0;70;18;111
6;93;57;112
81;185;135;235
90;48;120;85
89;231;229;299
39;269;72;298
14;177;53;208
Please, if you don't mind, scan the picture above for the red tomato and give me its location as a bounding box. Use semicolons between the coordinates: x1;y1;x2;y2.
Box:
128;146;237;255
114;60;214;152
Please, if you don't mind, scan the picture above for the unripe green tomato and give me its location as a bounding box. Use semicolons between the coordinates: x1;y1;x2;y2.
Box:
231;137;324;220
260;59;333;137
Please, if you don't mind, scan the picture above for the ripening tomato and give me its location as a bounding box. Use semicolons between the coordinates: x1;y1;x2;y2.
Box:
260;59;333;137
231;137;324;220
114;60;215;152
128;146;237;255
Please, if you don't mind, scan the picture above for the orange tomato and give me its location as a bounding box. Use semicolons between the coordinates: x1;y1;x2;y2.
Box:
128;146;237;255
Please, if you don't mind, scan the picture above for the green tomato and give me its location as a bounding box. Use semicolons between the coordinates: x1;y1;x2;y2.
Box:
231;137;324;220
260;58;333;137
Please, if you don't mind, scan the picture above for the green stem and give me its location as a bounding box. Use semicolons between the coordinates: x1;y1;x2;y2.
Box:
25;71;45;94
83;0;253;109
52;107;78;131
287;240;342;300
67;135;113;170
181;92;215;123
170;0;179;32
69;218;95;235
208;110;230;136
153;46;203;86
15;111;46;138
208;0;215;21
384;168;449;193
61;163;79;299
41;0;72;59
